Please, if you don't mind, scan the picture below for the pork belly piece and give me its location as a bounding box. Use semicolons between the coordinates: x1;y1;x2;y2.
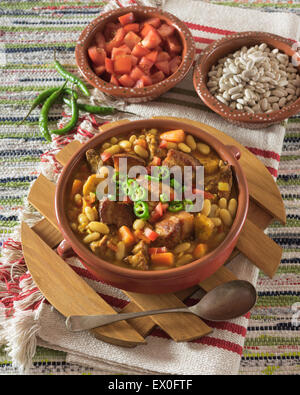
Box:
98;197;134;228
154;211;194;249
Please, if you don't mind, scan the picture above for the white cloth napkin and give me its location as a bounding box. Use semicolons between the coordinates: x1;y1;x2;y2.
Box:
29;0;299;375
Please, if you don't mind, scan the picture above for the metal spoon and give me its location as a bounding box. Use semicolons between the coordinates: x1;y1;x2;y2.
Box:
65;280;257;332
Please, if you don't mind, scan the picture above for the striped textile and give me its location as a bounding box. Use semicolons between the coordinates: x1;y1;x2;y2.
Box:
0;0;299;375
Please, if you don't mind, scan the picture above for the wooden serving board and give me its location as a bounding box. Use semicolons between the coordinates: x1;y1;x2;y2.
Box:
22;116;285;346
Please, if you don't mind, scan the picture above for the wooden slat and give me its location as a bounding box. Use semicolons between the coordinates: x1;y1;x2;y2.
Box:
236;219;282;278
21;222;145;347
199;266;238;292
123;290;212;341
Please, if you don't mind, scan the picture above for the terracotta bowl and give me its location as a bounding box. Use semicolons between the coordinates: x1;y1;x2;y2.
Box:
75;6;195;103
55;119;249;294
193;31;300;129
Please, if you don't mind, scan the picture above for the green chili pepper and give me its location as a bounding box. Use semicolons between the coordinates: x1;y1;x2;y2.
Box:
168;201;184;212
134;201;150;220
63;97;114;115
17;87;78;126
39;82;67;142
170;178;181;190
63;97;136;116
54;52;90;97
152;166;170;180
121;179;138;196
159;193;169;203
123;179;147;202
130;185;147;202
183;199;194;212
50;90;79;135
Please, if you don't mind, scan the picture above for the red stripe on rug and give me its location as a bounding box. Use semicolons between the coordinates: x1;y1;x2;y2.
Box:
184;22;236;36
151;328;243;355
246;146;281;161
193;36;215;45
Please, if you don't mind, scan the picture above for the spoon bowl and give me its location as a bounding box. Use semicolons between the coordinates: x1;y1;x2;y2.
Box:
66;280;257;332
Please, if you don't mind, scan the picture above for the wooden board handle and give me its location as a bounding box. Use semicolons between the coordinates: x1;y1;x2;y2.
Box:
21;222;145;347
236;219;282;278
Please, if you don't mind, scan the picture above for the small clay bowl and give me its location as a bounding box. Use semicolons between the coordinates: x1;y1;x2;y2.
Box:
193;31;300;129
75;6;195;103
55;118;249;294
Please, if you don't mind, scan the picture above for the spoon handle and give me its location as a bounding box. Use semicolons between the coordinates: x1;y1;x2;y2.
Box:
66;307;192;332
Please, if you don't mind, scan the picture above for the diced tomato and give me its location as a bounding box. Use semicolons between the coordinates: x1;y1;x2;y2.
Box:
140;23;156;38
105;57;114;74
106;27;125;53
157;23;175;38
159;139;168;148
118;73;135;87
144;17;161;29
124;23;140;33
131;42;150;58
155;60;170;75
149;201;167;223
192;188;215;200
141;29;162;49
139;56;154;75
88;46;106;65
169;55;181;74
103;22;119;41
94;31;106;48
145;50;158;63
149;156;161;166
130;66;145;81
101;151;112;162
118;12;135;26
156;51;171;62
111;44;131;60
110;74;119;86
114;55;132;74
140;74;152;86
134;138;148;148
165;34;182;53
131;55;138;67
151;70;165;84
144;228;159;242
148;247;168;255
93;65;106;75
124;31;141;50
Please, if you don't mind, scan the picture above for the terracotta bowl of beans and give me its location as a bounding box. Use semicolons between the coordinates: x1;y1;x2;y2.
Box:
193;31;300;129
75;6;195;103
55;118;248;294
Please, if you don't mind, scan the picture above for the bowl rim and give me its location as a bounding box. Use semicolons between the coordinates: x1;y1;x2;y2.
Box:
55;118;249;280
193;31;300;124
75;5;195;98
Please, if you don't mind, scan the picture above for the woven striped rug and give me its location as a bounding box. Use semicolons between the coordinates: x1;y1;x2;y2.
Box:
0;0;299;375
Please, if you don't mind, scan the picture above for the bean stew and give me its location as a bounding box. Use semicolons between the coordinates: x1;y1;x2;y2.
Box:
66;128;238;271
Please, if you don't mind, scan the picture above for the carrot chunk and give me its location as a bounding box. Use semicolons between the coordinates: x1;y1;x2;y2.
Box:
193;243;208;259
119;226;135;246
159;129;185;143
151;252;174;268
